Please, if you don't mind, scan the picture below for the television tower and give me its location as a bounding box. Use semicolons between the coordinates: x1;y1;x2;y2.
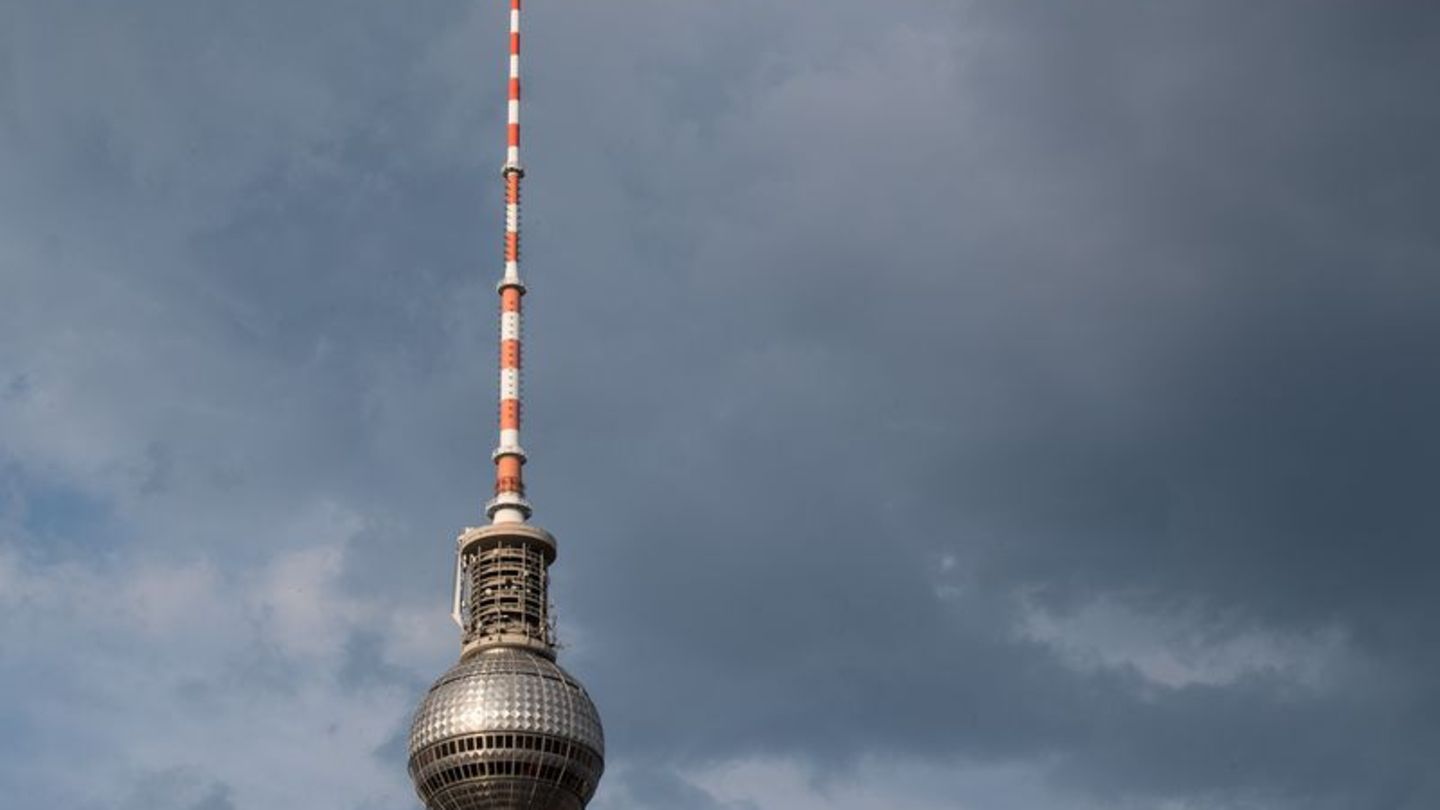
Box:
407;2;605;808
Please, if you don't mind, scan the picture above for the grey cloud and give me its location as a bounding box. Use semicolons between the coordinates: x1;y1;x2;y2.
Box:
119;769;236;810
524;1;1440;807
602;769;759;810
1;1;1437;809
339;629;422;693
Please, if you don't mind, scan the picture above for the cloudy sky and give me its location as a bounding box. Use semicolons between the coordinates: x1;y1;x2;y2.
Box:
2;1;1438;808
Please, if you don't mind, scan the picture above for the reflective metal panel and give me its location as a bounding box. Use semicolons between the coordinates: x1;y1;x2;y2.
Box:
408;647;605;810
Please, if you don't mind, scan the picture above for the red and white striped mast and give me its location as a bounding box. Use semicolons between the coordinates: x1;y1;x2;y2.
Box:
489;0;530;525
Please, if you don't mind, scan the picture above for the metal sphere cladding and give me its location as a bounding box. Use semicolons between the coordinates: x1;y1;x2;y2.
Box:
408;648;605;810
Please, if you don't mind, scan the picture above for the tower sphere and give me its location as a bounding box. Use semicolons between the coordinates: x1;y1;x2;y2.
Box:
408;648;605;810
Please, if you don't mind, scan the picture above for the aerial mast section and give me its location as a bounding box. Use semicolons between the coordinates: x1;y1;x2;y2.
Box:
488;0;531;526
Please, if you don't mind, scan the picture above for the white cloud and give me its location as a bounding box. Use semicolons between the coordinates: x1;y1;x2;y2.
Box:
0;519;447;809
1017;593;1351;691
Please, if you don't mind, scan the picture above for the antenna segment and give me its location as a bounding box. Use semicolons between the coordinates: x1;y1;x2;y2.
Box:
488;0;530;524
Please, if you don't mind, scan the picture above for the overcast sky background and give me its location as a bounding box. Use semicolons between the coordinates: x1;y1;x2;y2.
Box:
2;2;1439;808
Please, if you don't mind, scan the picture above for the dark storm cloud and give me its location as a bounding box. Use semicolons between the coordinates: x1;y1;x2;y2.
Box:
514;1;1440;807
1;1;1438;809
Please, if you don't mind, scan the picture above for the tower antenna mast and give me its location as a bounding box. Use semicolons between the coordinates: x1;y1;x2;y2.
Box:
490;0;531;525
